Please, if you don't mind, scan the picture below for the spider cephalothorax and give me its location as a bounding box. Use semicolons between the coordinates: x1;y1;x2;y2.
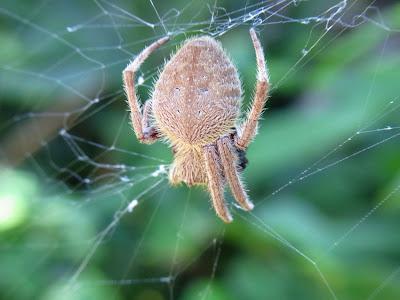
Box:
123;29;269;222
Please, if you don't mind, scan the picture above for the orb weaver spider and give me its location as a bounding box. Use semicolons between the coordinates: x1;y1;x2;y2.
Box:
123;29;269;222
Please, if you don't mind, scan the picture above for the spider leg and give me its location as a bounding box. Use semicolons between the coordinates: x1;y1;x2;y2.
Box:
123;36;169;144
141;99;159;142
235;28;270;150
217;136;254;211
203;144;233;223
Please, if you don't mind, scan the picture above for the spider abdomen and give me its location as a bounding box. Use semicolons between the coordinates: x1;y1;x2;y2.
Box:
152;36;242;146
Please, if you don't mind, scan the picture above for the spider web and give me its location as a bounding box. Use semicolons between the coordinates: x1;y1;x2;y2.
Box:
1;0;400;299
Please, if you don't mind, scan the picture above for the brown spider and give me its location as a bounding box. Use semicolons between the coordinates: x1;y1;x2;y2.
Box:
123;28;269;223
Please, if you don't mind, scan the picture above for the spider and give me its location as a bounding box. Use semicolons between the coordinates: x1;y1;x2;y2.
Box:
123;28;269;223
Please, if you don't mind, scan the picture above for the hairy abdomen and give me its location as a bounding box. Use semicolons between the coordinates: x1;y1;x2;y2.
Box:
153;36;242;146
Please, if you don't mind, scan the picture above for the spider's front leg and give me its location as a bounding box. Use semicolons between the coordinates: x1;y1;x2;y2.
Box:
203;144;233;223
123;36;169;144
235;28;270;150
217;136;254;211
203;136;254;223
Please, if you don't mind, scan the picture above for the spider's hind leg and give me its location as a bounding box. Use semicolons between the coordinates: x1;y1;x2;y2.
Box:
140;99;160;143
235;28;269;150
122;36;169;144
